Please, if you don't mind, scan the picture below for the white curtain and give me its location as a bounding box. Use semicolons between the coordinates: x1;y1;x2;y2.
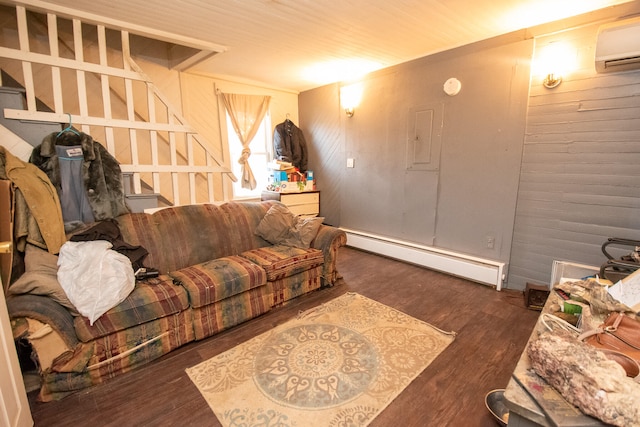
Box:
220;93;271;190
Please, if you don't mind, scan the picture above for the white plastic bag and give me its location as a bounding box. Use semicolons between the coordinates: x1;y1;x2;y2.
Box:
57;240;135;325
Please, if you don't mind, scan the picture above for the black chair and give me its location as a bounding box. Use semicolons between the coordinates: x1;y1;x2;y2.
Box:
599;237;640;282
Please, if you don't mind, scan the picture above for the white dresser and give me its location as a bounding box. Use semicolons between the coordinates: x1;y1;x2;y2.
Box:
261;190;320;217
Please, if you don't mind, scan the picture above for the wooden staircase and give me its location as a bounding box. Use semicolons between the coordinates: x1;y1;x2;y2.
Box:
0;3;236;207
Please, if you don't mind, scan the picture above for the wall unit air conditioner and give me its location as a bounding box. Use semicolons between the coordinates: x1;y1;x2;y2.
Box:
595;16;640;73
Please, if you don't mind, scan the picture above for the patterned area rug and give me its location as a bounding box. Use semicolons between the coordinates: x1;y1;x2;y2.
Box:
186;292;456;427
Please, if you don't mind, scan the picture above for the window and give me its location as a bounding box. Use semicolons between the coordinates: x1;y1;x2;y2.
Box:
226;111;272;199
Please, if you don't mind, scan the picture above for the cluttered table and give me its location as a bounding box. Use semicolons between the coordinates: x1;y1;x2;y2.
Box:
504;266;640;427
503;289;606;427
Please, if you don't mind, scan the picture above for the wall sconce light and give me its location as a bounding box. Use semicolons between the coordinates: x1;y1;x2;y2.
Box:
536;41;576;89
340;82;363;117
543;73;562;89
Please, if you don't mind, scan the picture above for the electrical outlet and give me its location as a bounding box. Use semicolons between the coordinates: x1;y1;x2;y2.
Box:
346;158;355;168
486;236;495;249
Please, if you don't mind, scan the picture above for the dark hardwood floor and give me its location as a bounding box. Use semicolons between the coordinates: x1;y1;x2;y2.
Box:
27;247;540;426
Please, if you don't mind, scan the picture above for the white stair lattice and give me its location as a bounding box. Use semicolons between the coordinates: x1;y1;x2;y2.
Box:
0;4;235;206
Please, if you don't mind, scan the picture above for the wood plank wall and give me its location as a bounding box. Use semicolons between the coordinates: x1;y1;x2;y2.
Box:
508;23;640;290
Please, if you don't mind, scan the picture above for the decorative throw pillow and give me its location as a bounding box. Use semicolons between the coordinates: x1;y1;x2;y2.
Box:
255;203;297;244
281;216;325;249
255;203;325;249
8;244;80;315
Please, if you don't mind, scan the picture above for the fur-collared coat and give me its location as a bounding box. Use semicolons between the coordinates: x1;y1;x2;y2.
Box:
30;132;129;225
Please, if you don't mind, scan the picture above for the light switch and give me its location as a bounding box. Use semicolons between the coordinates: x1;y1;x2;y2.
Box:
347;158;355;168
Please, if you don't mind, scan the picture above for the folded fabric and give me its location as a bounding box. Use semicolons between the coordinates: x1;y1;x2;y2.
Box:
8;244;79;315
57;240;135;325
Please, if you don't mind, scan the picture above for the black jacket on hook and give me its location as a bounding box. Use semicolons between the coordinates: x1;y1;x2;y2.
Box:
273;119;308;173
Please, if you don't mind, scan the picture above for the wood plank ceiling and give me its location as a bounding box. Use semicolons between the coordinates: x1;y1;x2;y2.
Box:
12;0;638;92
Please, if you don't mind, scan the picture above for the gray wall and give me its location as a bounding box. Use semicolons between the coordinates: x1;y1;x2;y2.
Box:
299;85;342;227
300;35;533;268
300;5;640;291
508;23;640;289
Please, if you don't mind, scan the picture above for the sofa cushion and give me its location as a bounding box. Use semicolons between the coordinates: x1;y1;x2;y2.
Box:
270;265;323;307
117;204;237;274
73;275;189;342
170;255;267;309
219;201;277;253
152;204;236;272
116;213;165;273
190;286;272;340
239;245;324;281
8;244;79;315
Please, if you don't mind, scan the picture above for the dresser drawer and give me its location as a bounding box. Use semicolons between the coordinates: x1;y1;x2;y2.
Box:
261;191;320;217
287;203;319;216
279;192;319;206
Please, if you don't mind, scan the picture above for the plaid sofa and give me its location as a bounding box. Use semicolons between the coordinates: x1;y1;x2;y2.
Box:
10;201;346;401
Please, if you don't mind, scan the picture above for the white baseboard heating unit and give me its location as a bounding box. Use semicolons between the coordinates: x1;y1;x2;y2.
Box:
341;228;505;291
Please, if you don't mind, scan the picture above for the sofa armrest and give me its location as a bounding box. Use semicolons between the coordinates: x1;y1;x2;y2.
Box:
312;225;347;285
7;294;79;371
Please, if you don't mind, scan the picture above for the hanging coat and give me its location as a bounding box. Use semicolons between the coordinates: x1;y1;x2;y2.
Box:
273;119;308;173
30;131;129;231
0;146;66;254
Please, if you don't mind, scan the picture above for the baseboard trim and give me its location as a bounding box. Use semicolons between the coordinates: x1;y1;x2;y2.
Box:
341;228;505;291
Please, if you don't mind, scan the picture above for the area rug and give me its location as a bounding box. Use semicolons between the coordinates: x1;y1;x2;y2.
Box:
186;292;456;427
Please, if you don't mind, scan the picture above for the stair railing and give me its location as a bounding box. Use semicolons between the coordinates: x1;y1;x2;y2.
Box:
0;4;236;205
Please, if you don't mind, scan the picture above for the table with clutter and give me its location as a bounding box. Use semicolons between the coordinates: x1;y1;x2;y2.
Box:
261;160;320;217
502;269;640;427
503;292;604;427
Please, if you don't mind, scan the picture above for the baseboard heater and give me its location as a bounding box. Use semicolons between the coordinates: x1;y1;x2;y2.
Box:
341;228;505;291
